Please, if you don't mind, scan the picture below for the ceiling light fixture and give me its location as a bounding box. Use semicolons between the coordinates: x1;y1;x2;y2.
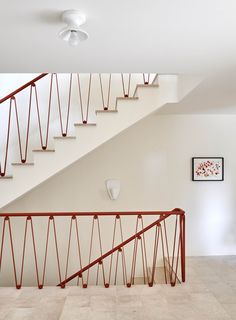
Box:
59;10;88;46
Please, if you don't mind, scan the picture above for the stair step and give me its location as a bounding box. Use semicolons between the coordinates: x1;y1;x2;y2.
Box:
116;97;139;101
148;264;181;285
33;149;55;152
138;84;159;88
74;123;96;127
12;162;34;166
0;175;13;179
133;84;159;96
150;267;170;284
54;136;76;139
133;267;168;285
133;277;148;285
96;110;118;114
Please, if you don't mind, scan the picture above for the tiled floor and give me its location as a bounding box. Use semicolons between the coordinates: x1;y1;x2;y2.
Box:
1;256;236;319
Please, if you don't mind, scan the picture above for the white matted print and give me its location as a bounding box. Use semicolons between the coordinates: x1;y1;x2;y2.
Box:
192;157;224;181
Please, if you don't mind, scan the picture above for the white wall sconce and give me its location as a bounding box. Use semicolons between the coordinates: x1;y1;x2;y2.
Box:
106;179;120;200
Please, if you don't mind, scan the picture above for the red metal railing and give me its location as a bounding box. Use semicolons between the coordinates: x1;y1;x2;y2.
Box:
0;209;185;289
0;73;157;177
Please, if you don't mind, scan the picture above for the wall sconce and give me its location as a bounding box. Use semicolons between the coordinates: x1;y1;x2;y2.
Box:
106;179;120;200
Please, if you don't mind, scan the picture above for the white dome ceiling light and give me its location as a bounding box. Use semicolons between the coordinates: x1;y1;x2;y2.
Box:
59;10;88;47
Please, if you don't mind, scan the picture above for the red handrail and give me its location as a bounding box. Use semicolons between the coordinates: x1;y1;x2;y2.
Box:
0;209;184;217
0;73;48;104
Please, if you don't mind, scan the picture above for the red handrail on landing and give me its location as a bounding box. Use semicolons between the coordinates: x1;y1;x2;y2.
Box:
0;210;184;217
0;209;185;289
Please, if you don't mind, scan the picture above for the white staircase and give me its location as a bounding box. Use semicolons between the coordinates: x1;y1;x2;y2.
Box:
0;74;201;209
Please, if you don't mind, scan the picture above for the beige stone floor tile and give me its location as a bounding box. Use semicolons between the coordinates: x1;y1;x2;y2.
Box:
189;293;232;319
115;307;142;320
1;256;236;320
4;308;34;320
32;298;66;320
223;303;236;320
0;308;11;320
207;282;236;304
68;285;116;296
91;310;116;320
0;288;21;299
140;293;167;306
64;295;90;307
59;306;92;320
90;295;116;311
116;294;142;308
116;284;160;295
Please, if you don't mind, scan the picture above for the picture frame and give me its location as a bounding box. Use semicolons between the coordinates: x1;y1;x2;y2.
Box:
192;157;224;181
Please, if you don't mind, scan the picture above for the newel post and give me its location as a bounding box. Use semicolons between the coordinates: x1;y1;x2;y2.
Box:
180;211;185;282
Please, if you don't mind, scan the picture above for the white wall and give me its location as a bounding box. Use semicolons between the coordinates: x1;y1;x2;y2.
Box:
2;114;236;257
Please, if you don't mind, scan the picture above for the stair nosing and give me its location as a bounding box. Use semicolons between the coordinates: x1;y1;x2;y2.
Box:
33;149;55;152
136;84;159;88
74;123;97;127
96;110;118;114
116;97;139;100
0;175;13;179
12;162;34;166
53;136;76;139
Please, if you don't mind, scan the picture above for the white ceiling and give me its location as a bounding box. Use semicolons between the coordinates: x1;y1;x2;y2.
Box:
1;0;236;72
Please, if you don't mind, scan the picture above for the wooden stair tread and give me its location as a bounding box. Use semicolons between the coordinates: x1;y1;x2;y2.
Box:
74;123;96;127
12;162;34;166
54;136;76;139
137;84;159;88
33;149;55;152
116;97;139;100
96;110;118;114
0;175;13;179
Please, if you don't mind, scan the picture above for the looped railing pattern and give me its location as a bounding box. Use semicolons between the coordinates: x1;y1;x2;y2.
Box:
0;209;185;289
0;73;157;177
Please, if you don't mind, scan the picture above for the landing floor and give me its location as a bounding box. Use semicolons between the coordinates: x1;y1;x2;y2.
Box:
1;256;236;320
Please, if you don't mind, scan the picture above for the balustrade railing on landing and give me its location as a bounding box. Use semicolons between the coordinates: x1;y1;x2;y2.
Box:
0;73;157;177
0;209;185;289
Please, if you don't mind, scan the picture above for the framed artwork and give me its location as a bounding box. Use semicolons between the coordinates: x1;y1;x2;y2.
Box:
192;157;224;181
